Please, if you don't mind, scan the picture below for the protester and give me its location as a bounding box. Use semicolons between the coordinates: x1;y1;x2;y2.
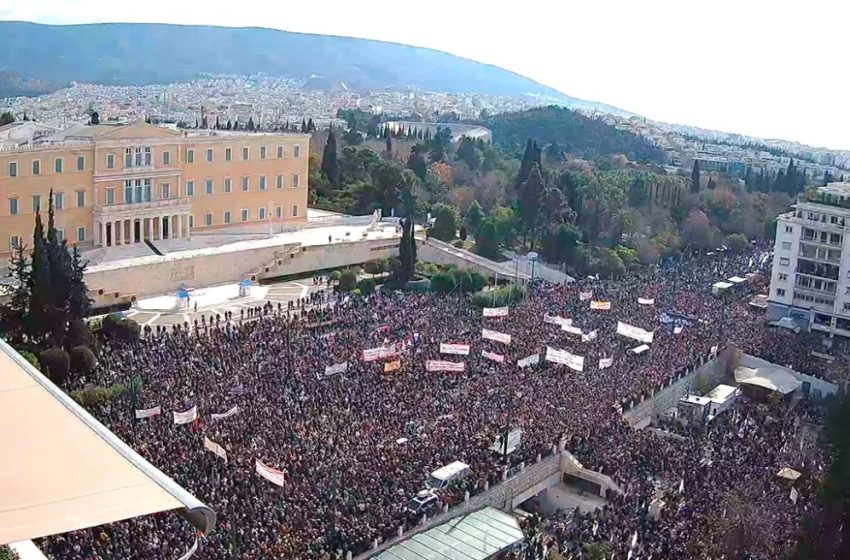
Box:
38;245;840;560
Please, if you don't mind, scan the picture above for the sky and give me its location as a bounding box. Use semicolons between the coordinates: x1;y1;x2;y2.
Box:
2;0;848;150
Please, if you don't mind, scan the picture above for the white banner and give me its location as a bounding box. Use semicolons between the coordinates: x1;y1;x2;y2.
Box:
362;345;398;362
630;344;650;355
562;324;583;336
440;343;470;356
211;405;239;421
256;459;286;487
579;291;593;301
581;330;598;342
544;314;572;327
482;350;505;363
319;361;348;379
176;538;199;560
790;487;798;504
135;406;161;420
710;345;719;358
545;346;585;372
203;436;228;462
599;357;614;369
517;353;540;368
482;328;511;345
173;405;198;425
483;306;509;318
638;297;655;305
426;360;466;372
674;325;684;335
617;321;654;344
590;301;611;311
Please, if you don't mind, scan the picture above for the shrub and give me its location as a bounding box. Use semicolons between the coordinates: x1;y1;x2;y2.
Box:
451;268;474;292
18;349;40;370
39;348;70;386
69;346;97;374
329;270;342;284
475;219;500;259
67;319;96;349
469;271;487;292
102;314;140;342
0;545;20;560
363;260;385;276
430;272;456;294
357;278;376;296
459;225;468;241
452;239;465;248
404;278;432;293
71;383;128;408
338;270;358;292
725;233;749;253
472;285;525;308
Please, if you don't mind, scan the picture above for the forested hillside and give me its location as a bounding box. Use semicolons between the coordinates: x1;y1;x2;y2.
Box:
481;105;665;163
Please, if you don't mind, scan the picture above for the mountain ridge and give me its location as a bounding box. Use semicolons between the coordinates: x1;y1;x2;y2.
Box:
0;20;620;114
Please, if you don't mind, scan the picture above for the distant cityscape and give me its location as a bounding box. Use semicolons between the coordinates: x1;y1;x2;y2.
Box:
2;74;849;181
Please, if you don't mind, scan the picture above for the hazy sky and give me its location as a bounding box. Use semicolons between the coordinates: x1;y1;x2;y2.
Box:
2;0;847;149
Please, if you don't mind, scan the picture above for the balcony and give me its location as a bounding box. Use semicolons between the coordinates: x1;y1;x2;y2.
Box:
93;197;191;219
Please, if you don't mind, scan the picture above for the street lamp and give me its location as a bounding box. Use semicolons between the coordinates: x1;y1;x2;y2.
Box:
527;252;538;283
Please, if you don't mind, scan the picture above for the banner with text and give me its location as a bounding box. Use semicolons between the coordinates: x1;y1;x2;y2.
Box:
544;314;572;327
562;324;583;336
173;405;198;425
384;360;401;373
546;346;585;372
483;306;509;318
599;357;614;369
203;436;228;462
517;353;540;368
482;350;505;363
590;301;611;311
440;343;470;356
579;291;593;301
617;321;654;344
319;361;348;379
426;360;466;372
135;406;161;420
362;345;398;362
211;405;239;421
256;459;286;487
482;328;512;345
638;297;655;306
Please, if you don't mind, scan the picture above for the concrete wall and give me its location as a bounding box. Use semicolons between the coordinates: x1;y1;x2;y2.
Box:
622;349;730;428
85;235;401;299
416;237;529;282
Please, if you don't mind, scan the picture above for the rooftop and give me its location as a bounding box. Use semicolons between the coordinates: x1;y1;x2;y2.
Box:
0;337;214;544
372;507;524;560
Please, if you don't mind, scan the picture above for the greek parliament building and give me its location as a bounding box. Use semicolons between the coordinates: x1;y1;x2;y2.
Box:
0;121;309;256
769;182;850;337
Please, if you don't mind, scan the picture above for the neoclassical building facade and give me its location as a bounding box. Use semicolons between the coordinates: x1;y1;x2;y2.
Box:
0;121;309;256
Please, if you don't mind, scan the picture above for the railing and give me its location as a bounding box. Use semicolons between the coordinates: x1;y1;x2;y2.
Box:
0;140;94;152
93;197;191;213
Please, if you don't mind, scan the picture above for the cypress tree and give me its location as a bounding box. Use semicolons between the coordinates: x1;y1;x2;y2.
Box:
691;160;701;192
28;206;51;343
515;139;535;191
321;130;339;186
301;119;308;133
307;118;315;132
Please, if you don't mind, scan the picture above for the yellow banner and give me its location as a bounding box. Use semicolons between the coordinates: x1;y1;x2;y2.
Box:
384;360;401;372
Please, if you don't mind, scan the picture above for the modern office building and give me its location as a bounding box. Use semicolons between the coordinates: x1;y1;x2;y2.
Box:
768;182;850;337
0;121;309;257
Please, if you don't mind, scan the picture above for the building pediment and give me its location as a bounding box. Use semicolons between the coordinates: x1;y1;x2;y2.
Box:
95;121;181;141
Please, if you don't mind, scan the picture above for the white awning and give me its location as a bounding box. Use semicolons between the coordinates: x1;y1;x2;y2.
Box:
0;339;215;544
734;365;802;395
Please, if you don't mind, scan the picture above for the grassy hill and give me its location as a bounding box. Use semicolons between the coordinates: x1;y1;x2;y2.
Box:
0;21;575;100
481;105;664;163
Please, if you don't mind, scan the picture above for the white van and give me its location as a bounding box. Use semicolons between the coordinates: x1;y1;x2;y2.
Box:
425;461;471;490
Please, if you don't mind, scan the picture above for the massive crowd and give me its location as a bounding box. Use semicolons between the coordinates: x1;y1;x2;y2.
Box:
38;246;841;560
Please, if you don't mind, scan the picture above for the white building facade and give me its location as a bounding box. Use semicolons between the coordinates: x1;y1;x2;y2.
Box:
769;182;850;337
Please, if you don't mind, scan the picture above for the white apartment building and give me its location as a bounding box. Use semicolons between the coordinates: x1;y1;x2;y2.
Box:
769;182;850;337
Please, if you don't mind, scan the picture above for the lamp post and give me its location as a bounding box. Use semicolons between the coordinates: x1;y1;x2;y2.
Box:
527;252;538;283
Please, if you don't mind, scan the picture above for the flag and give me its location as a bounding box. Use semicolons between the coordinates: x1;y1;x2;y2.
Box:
674;325;683;334
579;291;593;301
678;478;684;494
599;357;613;369
581;329;598;342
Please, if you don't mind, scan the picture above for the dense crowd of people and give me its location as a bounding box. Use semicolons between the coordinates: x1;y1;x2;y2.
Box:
38;245;841;560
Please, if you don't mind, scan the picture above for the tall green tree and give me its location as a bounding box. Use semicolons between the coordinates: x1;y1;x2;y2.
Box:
28;206;51;343
475;219;500;259
691;160;701;192
0;111;15;126
320;130;339;187
456;137;481;171
518;164;546;247
431;204;459;242
397;188;417;283
464;201;486;234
